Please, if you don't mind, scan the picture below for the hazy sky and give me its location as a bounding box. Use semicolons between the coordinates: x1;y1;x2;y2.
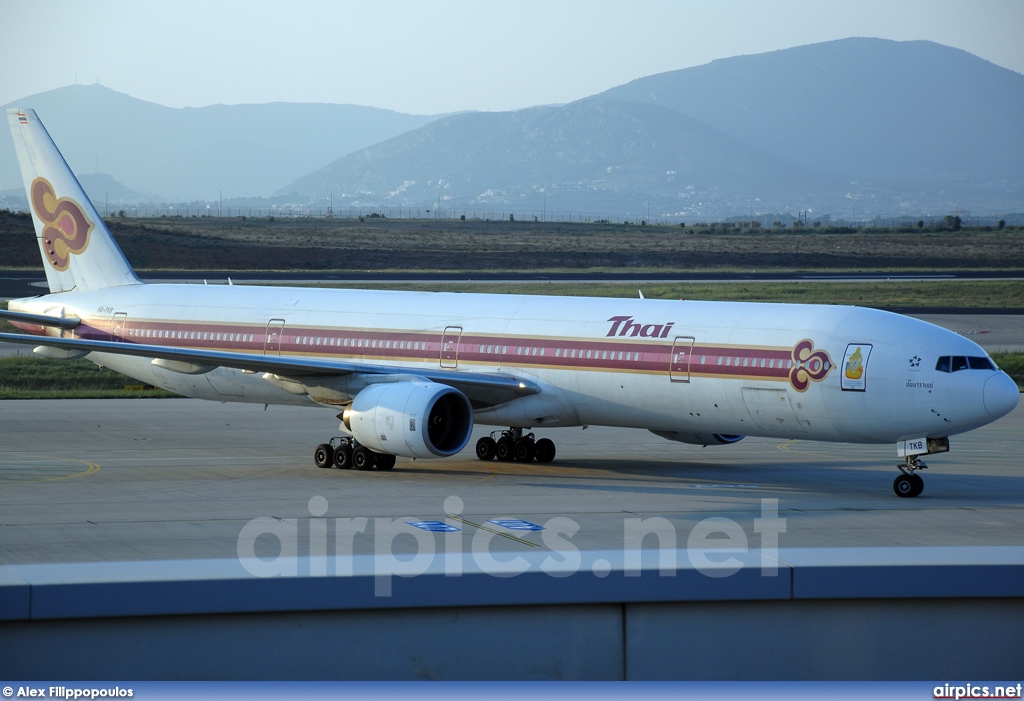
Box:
2;0;1022;115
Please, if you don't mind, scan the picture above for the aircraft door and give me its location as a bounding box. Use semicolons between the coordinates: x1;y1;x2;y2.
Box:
264;319;285;355
440;326;462;368
110;312;127;341
669;336;695;382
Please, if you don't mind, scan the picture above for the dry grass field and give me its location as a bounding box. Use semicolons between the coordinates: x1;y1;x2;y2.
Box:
3;210;1023;272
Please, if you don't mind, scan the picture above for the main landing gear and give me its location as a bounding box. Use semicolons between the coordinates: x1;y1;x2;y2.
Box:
313;437;397;472
475;428;556;464
893;455;927;498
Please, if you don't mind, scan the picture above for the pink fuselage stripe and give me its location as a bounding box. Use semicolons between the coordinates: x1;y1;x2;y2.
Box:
50;318;800;381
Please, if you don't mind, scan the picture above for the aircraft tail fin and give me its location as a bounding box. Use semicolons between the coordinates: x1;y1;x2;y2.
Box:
6;109;140;293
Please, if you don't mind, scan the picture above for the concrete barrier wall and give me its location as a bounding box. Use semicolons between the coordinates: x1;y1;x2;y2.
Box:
2;547;1022;680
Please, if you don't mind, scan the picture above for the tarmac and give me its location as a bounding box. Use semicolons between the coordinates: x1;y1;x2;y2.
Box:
1;396;1021;566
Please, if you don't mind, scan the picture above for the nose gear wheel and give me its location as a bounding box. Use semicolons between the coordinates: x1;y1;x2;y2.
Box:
893;454;927;498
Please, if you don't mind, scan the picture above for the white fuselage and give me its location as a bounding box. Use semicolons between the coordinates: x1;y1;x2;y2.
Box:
11;283;1010;446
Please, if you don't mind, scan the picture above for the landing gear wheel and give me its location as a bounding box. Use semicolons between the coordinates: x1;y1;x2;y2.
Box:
375;454;397;471
909;473;924;497
514;438;536;462
495;437;515;462
893;474;918;498
353;446;377;471
314;443;333;469
333;444;353;469
535;438;556;463
894;454;929;497
476;437;497;461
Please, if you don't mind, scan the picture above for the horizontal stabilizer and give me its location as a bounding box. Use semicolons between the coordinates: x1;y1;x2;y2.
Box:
0;308;81;329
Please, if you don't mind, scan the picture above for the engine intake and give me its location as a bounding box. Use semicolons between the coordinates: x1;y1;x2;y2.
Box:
343;380;473;458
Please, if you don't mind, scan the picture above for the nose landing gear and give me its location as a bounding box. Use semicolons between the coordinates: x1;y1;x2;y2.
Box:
476;428;556;464
893;455;927;498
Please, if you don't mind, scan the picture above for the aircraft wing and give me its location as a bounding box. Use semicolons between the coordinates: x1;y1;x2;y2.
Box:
0;331;540;407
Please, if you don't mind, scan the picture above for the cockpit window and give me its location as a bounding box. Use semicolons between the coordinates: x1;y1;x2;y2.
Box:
935;355;995;373
968;356;995;370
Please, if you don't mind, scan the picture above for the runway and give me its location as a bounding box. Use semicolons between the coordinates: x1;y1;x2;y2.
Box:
1;398;1021;566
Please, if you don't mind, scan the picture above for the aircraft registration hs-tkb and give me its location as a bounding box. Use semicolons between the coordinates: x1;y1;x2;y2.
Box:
1;109;1018;497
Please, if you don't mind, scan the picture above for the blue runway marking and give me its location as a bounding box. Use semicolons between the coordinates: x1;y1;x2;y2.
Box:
488;518;544;531
405;521;460;532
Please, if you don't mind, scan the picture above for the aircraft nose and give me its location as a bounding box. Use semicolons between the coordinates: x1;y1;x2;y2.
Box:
983;372;1020;419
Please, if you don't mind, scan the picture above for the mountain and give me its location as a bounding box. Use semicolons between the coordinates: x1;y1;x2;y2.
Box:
0;84;439;200
596;38;1024;197
77;173;161;207
5;39;1022;217
281;98;846;216
281;38;1024;217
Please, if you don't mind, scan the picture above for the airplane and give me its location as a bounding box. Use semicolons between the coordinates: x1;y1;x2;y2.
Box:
0;108;1018;498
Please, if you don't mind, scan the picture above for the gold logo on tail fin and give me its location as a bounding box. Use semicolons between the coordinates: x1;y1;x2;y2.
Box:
30;177;93;271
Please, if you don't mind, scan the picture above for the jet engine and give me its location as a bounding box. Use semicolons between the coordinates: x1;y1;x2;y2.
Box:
649;430;745;447
343;380;473;458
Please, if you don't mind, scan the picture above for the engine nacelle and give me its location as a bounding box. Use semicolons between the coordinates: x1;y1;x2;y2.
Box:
650;430;745;447
343;380;473;458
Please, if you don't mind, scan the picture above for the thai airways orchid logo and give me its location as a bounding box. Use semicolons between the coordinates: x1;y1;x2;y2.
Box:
30;177;93;271
790;339;834;392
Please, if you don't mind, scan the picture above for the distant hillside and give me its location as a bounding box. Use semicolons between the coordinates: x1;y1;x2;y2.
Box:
0;173;148;211
282;38;1024;217
0;85;439;200
76;173;160;207
281;98;844;216
4;39;1022;218
597;38;1024;192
